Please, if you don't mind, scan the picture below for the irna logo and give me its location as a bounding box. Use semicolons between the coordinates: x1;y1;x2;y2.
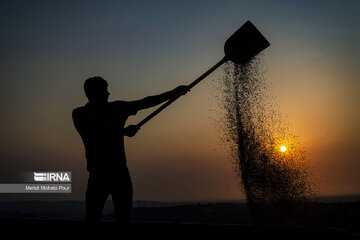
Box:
34;172;71;182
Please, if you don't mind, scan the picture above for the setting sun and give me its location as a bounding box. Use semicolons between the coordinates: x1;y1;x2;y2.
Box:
280;146;287;152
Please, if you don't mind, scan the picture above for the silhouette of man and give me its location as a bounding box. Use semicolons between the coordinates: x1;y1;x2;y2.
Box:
72;76;189;222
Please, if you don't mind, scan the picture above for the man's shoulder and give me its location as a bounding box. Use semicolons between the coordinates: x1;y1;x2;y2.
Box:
110;101;137;115
73;105;85;112
110;100;125;105
109;100;128;109
72;104;88;117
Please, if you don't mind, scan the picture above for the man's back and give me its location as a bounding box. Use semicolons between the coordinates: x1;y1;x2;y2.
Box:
72;101;136;172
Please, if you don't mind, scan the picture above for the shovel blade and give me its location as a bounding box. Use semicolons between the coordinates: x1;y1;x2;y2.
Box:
224;21;270;64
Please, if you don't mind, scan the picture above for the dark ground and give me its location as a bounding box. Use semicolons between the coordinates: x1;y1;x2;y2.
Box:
0;201;359;239
0;219;358;239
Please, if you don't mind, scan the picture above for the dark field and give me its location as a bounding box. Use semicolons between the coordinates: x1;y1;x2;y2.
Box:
0;200;359;239
0;219;358;239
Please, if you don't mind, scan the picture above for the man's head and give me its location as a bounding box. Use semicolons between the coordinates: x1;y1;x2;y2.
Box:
84;76;109;103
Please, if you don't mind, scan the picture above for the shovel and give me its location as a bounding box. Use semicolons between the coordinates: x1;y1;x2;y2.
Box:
136;20;270;128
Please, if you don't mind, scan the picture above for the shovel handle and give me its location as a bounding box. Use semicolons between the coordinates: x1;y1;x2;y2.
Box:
136;57;227;128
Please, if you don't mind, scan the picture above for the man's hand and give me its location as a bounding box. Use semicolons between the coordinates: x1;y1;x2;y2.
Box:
124;125;140;137
173;85;190;97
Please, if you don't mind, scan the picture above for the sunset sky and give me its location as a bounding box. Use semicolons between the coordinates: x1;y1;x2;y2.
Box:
0;0;359;202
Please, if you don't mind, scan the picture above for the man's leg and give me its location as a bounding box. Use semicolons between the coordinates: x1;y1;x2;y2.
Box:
85;173;109;221
111;168;133;223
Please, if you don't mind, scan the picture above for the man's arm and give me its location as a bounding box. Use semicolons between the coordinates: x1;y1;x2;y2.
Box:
126;85;189;111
